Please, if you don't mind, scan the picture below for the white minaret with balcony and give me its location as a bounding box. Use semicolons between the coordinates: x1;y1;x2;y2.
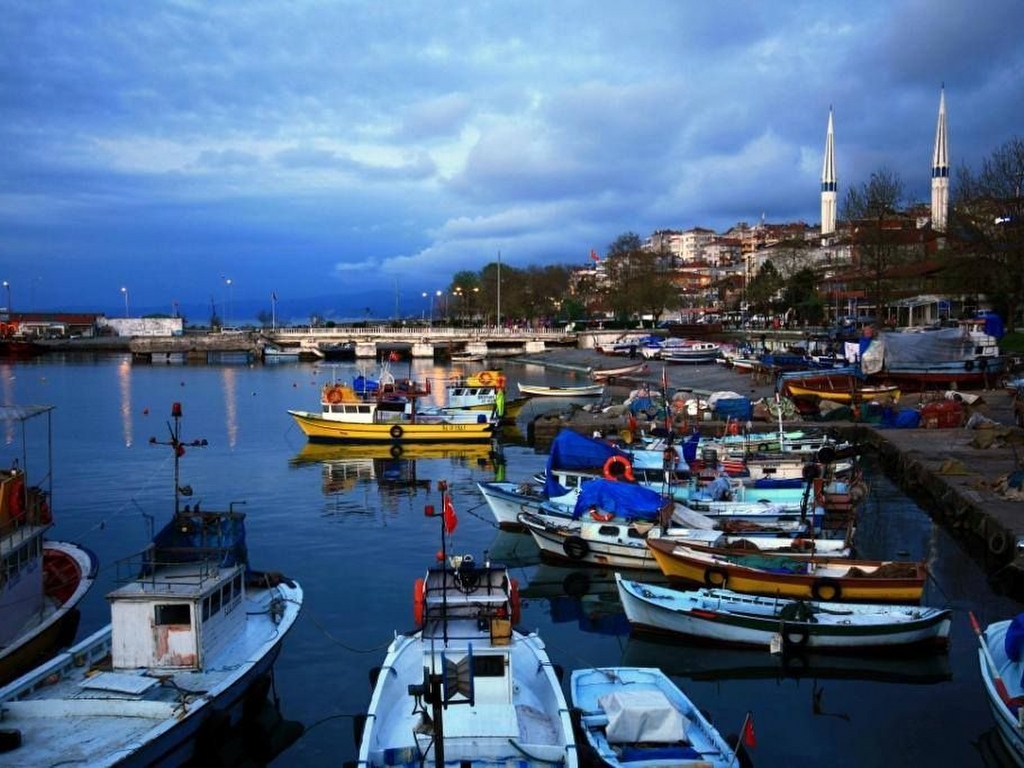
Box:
821;107;837;237
931;87;949;232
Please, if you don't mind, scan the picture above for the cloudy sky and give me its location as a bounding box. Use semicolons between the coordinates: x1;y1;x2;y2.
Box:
2;1;1023;322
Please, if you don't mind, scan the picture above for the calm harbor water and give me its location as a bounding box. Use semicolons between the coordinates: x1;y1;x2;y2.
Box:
2;352;1022;767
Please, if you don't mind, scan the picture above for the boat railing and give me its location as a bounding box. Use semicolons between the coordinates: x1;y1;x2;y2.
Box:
113;548;240;590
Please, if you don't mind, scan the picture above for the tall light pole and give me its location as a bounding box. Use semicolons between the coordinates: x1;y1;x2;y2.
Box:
2;281;9;312
224;277;233;327
435;290;442;326
496;250;502;328
422;291;430;326
120;286;130;318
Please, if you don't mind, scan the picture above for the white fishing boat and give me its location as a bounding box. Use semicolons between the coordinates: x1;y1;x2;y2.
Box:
974;611;1024;766
661;340;723;364
519;510;848;571
617;576;951;652
355;482;578;767
571;666;751;768
517;382;604;397
0;405;99;687
590;362;649;381
0;402;303;767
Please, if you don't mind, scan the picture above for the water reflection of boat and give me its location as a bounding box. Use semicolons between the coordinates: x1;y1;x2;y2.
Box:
518;563;666;637
487;530;542;568
620;634;953;685
182;676;305;767
291;441;505;494
290;441;502;465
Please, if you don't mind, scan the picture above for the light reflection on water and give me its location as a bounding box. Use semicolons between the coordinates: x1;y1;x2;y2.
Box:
4;352;1023;767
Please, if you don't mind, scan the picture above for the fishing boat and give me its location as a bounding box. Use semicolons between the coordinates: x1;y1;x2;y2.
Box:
520;508;848;571
778;369;900;403
0;405;99;687
450;351;486;363
517;382;605;397
973;611;1024;765
570;667;750;768
288;380;496;443
646;537;927;603
661;340;723;365
0;402;303;767
590;362;649;381
261;343;301;361
355;482;579;767
861;322;1006;390
616;576;951;652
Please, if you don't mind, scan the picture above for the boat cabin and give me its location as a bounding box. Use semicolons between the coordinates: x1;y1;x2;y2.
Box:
107;511;248;670
0;469;50;647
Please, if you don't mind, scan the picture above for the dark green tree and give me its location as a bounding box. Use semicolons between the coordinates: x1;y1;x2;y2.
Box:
951;137;1024;331
746;261;784;317
841;167;912;322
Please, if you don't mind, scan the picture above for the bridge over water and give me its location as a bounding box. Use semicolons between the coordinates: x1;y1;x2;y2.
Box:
127;325;587;362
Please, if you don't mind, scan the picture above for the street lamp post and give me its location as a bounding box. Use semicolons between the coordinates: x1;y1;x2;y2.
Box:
422;291;431;327
120;286;130;318
2;281;9;312
435;290;442;326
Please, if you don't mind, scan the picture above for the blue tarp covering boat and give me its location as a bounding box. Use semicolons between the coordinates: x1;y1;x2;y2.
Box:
544;429;630;498
570;478;668;522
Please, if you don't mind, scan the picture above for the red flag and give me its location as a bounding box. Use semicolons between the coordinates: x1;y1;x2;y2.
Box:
742;713;757;748
443;495;458;535
590;249;600;262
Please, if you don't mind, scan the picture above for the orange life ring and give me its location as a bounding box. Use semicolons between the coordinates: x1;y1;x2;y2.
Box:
590;509;615;522
478;371;493;385
602;456;635;482
413;578;426;626
325;387;343;404
510;578;521;624
728;421;740;436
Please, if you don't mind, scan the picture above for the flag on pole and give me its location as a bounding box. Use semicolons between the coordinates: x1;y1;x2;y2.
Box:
272;292;277;302
590;249;600;262
443;495;458;535
741;712;757;748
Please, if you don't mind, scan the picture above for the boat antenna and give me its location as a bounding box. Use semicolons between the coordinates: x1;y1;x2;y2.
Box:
149;402;208;517
425;480;452;644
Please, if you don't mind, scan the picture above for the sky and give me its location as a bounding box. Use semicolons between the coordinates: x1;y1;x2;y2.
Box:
2;1;1023;324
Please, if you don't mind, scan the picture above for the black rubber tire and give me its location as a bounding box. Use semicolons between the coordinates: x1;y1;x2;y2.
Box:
389;425;403;439
563;536;589;560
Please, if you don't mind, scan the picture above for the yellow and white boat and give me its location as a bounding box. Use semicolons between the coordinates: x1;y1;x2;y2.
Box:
288;382;496;443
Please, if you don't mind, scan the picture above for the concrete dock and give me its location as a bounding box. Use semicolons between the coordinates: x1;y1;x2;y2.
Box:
511;347;1024;596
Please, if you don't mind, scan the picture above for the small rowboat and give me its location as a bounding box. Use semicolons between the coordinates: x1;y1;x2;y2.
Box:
616;575;952;652
780;372;900;403
517;382;605;397
571;666;748;768
646;537;927;603
975;612;1024;765
590;362;649;381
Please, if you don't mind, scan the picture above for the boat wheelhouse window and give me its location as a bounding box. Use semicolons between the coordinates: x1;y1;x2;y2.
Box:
155;604;190;626
598;525;620;536
473;655;506;678
627;528;646;540
221;583;232;605
210;588;222;615
232;573;242;595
